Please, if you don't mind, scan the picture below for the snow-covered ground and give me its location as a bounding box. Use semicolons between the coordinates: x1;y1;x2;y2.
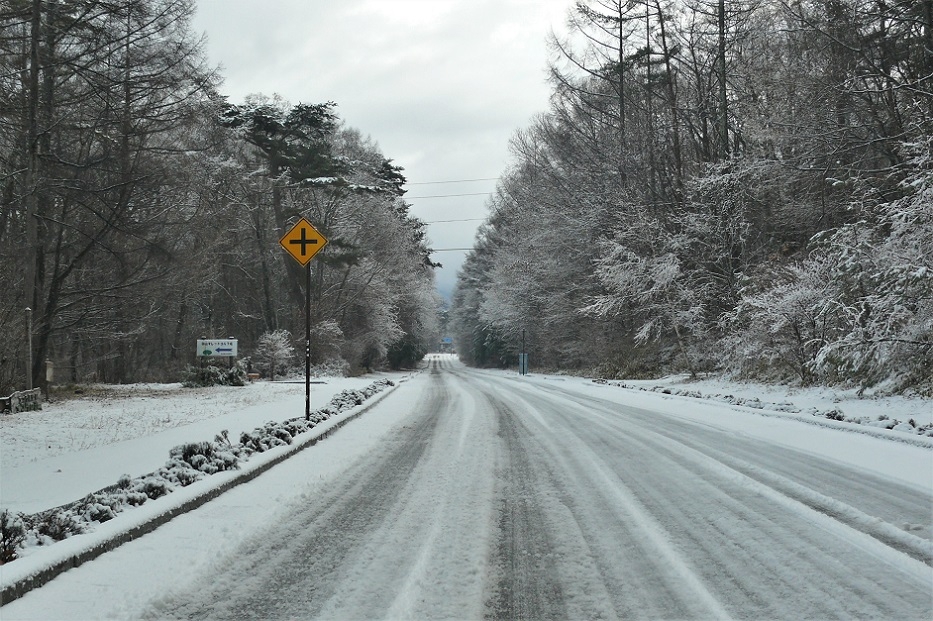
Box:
1;362;929;526
3;380;360;469
624;375;933;427
580;372;932;432
1;375;405;515
1;356;930;618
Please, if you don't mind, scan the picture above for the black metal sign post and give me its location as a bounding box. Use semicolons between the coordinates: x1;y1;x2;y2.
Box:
305;262;311;421
279;217;329;422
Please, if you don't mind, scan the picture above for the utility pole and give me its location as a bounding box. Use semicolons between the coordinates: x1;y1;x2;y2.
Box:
521;329;526;376
26;307;33;390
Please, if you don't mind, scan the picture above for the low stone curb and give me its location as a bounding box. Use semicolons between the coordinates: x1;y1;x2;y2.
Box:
0;379;402;606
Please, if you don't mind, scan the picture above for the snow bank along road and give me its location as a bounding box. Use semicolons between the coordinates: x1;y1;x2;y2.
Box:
3;356;931;620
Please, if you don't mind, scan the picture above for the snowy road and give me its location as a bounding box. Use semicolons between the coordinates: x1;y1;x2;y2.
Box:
4;356;931;620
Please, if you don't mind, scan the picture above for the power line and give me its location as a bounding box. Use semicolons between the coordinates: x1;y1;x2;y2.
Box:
430;247;473;252
406;192;491;199
406;177;498;185
423;218;485;224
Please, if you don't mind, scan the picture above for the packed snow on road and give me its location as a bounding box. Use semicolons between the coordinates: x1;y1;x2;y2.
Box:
1;355;931;620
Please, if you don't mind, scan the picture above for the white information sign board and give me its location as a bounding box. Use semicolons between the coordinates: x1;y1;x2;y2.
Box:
197;339;238;357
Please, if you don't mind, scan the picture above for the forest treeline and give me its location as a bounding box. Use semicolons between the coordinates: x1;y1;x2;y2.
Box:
451;0;932;394
0;0;439;394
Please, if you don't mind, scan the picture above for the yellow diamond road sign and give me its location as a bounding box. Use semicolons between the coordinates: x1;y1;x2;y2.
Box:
280;217;328;266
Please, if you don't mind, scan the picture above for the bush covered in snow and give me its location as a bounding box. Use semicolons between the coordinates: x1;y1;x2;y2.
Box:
30;509;84;542
181;362;247;387
238;381;394;455
310;358;351;378
1;509;26;563
240;421;302;453
168;441;242;476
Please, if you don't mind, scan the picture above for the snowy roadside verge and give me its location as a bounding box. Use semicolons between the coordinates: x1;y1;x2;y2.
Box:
584;378;933;449
0;377;404;605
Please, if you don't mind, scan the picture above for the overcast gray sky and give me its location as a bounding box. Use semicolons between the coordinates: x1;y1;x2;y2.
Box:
190;0;571;301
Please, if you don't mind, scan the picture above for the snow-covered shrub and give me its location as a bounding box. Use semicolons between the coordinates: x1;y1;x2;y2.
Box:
310;358;350;378
724;139;933;393
1;509;26;563
112;474;149;506
309;321;345;366
824;409;845;421
135;475;173;500
169;441;240;475
155;443;239;486
181;362;247;387
721;257;841;385
78;494;118;523
236;380;394;454
224;363;248;386
32;509;84;542
159;459;204;487
181;364;223;387
121;490;149;506
282;419;314;436
867;417;899;429
240;421;293;454
806;152;933;393
586;243;711;376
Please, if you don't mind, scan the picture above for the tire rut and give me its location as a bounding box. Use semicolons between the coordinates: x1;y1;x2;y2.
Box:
147;378;449;620
481;392;567;621
526;381;933;565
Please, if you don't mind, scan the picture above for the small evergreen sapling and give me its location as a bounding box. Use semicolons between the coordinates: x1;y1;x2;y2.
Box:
254;330;296;380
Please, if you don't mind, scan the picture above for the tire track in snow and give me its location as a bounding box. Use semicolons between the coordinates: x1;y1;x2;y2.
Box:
143;374;450;620
455;368;728;620
483;397;568;620
322;358;497;620
473;381;733;620
491;374;932;619
530;380;933;562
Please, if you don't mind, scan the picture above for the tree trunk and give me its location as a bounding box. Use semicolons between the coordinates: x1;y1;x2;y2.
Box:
616;0;627;186
23;0;42;389
171;297;188;361
672;321;697;379
644;1;658;202
250;198;278;332
924;0;933;117
717;0;729;160
654;0;684;193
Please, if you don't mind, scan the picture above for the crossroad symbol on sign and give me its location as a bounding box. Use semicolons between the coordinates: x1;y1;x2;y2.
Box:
279;217;329;266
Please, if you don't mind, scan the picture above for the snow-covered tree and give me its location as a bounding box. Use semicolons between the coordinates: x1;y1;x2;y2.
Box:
254;330;296;380
721;257;840;384
724;138;933;392
585;224;711;376
809;139;933;392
